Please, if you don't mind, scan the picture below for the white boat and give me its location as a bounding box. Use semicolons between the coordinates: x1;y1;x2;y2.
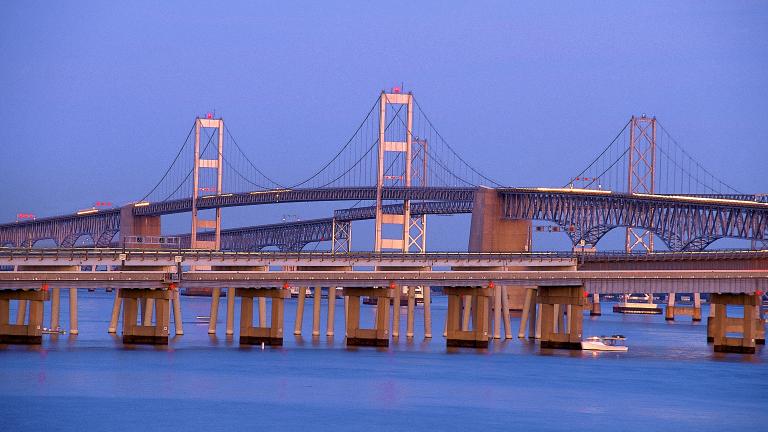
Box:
581;335;628;352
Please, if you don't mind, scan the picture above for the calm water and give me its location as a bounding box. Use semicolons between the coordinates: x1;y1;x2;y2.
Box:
1;291;766;431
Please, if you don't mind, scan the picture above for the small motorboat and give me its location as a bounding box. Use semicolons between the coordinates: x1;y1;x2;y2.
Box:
581;335;628;352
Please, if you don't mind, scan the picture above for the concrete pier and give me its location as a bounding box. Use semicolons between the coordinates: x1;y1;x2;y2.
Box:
326;288;336;337
312;286;321;337
708;293;758;354
208;288;221;334
238;288;288;346
294;287;307;335
666;293;702;321
423;286;432;338
108;289;121;333
0;290;49;344
120;289;170;344
344;287;391;347
444;286;490;348
590;293;601;316
68;288;79;335
537;286;584;350
50;287;60;330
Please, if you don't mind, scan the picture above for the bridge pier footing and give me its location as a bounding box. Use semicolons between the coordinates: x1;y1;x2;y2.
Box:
444;287;490;348
120;289;170;344
344;287;391;347
238;288;288;346
0;290;49;344
537;286;584;350
708;293;758;354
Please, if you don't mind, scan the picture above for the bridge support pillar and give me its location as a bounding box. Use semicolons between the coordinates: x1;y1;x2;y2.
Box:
445;287;490;348
709;293;758;354
108;289;121;333
120;289;170;344
590;293;601;316
237;288;288;346
537;286;584;350
294;287;307;335
49;288;60;331
666;293;702;322
344;287;391;347
0;290;49;344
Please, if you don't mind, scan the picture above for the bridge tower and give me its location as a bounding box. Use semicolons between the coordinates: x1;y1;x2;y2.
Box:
374;90;423;253
625;115;656;253
191;116;224;250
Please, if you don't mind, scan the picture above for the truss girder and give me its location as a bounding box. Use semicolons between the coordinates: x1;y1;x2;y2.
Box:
132;187;477;217
179;218;336;252
501;191;768;251
0;210;120;248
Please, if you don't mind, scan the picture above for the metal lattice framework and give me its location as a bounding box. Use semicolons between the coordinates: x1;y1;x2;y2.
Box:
178;218;345;252
0;210;120;248
501;189;768;251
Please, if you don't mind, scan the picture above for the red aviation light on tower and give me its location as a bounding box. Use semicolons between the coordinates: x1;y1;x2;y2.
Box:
206;112;213;119
94;201;113;208
392;86;401;94
16;213;36;221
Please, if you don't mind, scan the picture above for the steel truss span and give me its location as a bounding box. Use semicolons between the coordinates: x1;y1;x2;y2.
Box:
501;189;768;251
1;188;766;252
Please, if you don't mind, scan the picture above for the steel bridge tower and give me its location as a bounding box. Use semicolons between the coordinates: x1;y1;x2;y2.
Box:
374;90;427;253
625;115;656;253
191;116;224;250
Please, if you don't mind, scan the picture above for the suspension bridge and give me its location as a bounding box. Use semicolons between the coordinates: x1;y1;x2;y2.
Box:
0;89;766;353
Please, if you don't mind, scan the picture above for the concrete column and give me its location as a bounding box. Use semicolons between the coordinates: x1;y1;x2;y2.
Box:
392;286;401;338
326;288;336;337
312;287;321;336
143;298;155;326
501;286;512;339
406;286;415;338
590;293;601;316
50;288;60;330
69;288;78;335
666;293;676;321
258;297;267;328
461;294;471;331
518;288;533;338
172;290;184;335
693;293;702;321
16;300;27;325
226;286;236;336
108;289;122;333
423;286;432;338
493;285;502;339
343;295;349;337
208;288;221;334
294;287;306;335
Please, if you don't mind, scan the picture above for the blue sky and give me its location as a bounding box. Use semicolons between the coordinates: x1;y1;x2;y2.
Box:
1;1;766;250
